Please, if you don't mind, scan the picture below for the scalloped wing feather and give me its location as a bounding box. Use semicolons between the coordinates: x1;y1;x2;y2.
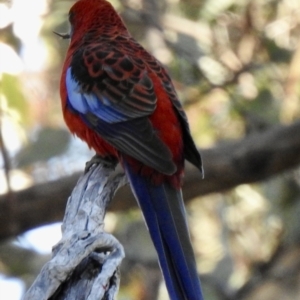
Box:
70;44;157;121
65;44;177;174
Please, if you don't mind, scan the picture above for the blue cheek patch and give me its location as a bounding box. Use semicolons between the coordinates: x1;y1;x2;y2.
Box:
66;67;129;124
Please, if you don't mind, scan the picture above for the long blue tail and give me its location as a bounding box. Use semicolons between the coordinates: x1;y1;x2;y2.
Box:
124;162;204;300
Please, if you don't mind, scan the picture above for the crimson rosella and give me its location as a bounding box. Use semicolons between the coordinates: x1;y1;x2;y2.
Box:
59;0;204;299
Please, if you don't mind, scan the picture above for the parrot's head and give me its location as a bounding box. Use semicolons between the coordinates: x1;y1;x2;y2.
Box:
66;0;128;42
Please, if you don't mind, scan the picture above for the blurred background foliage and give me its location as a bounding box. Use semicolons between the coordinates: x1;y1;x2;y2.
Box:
1;0;300;299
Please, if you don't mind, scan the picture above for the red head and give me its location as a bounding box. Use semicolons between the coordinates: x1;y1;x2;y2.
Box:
68;0;128;45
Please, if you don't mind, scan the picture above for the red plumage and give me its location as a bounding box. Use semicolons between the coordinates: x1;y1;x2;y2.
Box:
59;1;204;299
60;0;201;188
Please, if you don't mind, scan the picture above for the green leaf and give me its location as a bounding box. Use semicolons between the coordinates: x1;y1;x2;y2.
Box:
1;73;28;123
265;39;292;63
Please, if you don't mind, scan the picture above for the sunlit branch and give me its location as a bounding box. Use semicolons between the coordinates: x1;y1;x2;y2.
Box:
23;163;127;300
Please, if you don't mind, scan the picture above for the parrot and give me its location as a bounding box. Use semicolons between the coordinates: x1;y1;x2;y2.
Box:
59;0;204;299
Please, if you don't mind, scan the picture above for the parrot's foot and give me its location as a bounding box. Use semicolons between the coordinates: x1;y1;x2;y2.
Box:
85;154;118;173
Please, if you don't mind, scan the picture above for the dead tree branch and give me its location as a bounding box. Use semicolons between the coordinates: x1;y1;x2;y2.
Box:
23;163;127;300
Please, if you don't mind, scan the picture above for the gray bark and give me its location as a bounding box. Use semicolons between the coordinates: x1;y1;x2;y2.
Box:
23;163;127;300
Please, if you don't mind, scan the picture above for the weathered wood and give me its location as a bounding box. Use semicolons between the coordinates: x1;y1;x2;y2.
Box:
23;163;127;300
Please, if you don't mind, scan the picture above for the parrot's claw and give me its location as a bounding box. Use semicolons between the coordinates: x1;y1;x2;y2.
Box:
85;154;118;173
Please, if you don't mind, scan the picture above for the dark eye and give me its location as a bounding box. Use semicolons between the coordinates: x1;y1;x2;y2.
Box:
69;11;75;23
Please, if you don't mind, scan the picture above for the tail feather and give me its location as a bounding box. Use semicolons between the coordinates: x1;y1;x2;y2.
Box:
124;161;204;300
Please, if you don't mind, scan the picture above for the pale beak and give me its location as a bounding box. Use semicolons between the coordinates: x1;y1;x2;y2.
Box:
53;31;71;39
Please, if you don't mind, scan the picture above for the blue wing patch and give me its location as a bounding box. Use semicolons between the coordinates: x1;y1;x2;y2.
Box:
66;67;129;123
65;67;176;175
